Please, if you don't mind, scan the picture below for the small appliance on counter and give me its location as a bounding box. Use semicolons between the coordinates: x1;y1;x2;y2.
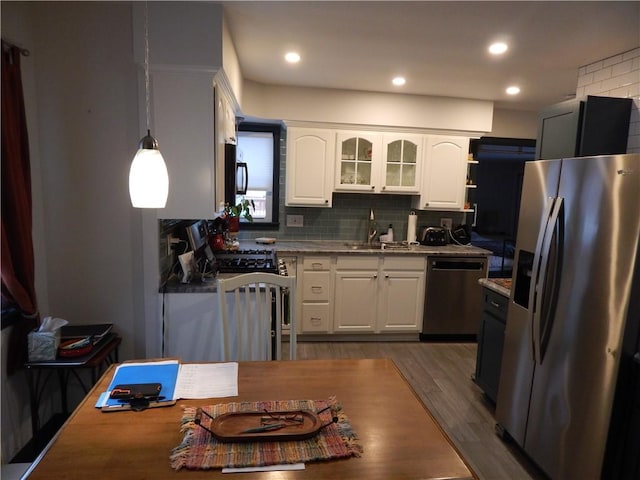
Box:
419;226;447;246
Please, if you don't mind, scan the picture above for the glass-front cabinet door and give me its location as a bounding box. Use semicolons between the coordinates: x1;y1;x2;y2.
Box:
381;134;422;193
335;132;382;191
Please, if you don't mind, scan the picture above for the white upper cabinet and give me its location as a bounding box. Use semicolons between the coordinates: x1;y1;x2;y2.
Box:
335;131;382;192
335;131;422;194
413;135;469;211
381;133;422;193
286;127;335;207
151;69;216;219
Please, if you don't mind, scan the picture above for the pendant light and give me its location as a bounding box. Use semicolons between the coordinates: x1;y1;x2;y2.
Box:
129;1;169;208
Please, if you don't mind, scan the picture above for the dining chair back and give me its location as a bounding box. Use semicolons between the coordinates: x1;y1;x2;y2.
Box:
216;272;296;361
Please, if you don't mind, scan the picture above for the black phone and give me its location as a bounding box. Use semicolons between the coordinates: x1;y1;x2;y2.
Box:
109;383;162;400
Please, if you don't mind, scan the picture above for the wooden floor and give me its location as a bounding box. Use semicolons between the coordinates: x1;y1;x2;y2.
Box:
292;341;548;480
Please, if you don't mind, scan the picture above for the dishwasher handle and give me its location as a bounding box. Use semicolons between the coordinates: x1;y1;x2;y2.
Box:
430;260;486;271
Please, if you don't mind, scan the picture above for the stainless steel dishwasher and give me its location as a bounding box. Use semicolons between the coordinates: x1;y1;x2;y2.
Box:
421;256;488;337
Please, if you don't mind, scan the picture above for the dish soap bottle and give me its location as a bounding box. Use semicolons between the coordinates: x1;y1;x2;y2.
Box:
387;224;394;242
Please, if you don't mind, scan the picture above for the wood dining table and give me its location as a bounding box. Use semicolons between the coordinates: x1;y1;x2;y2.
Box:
25;358;477;479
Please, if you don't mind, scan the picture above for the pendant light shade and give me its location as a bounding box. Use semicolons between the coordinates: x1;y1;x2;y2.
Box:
129;1;169;208
129;130;169;208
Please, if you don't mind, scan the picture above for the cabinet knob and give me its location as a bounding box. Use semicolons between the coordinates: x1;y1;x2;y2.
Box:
382;186;386;190
371;186;375;190
325;199;329;204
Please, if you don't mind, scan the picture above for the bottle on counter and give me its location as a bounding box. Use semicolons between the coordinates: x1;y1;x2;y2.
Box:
387;224;394;242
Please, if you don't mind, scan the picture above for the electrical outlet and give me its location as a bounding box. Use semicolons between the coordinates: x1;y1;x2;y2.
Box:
287;214;304;227
440;218;453;230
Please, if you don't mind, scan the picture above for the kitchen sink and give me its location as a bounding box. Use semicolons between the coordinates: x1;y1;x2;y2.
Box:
343;242;413;251
343;242;378;250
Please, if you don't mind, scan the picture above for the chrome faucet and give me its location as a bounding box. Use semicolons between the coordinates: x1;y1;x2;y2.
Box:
367;208;377;245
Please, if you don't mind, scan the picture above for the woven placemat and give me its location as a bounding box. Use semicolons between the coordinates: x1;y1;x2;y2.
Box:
170;396;362;470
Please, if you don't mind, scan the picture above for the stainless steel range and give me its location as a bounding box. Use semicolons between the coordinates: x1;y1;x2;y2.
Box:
213;248;288;360
214;249;278;274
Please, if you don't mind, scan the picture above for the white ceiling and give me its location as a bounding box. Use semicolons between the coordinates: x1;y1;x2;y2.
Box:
221;1;640;112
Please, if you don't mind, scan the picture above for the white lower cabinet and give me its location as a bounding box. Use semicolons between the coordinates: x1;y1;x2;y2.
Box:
376;257;426;332
161;293;224;362
332;255;425;334
334;269;379;332
299;256;332;333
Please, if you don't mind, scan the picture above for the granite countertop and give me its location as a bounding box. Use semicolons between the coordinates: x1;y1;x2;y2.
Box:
245;240;492;256
162;240;492;293
478;277;512;297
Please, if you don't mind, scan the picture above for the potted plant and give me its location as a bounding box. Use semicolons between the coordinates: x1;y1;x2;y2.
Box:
223;198;255;232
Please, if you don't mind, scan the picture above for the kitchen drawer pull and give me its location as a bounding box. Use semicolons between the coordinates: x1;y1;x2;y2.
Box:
310;317;322;324
311;263;323;269
311;286;323;293
490;300;503;309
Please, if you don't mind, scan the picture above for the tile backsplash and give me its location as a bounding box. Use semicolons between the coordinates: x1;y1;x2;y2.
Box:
241;192;465;243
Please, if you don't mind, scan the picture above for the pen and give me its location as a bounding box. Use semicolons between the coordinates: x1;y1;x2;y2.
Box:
242;423;285;434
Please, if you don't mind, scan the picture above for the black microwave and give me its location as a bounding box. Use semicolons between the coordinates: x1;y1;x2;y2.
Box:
224;143;248;205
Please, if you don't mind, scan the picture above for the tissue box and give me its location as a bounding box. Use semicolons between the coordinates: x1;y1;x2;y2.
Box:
28;330;60;362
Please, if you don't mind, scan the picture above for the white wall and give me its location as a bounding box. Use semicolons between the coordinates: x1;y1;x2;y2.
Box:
242;80;493;135
576;48;640;153
222;15;243;108
490;108;538;139
1;2;142;462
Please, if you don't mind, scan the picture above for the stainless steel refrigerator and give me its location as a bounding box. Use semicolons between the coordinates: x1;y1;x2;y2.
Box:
496;154;640;479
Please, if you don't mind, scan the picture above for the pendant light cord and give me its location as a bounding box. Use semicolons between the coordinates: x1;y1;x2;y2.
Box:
144;1;151;132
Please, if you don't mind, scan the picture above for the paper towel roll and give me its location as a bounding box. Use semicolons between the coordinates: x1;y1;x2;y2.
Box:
407;212;417;243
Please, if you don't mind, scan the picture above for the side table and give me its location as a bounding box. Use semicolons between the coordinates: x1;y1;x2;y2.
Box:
24;333;121;438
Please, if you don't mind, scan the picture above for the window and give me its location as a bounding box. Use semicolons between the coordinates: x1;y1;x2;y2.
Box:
236;123;281;228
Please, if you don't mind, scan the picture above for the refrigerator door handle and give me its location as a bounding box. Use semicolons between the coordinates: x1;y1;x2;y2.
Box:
533;196;564;365
528;197;556;363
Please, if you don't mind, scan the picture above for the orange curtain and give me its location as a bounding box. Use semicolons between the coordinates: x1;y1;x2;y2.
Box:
1;40;39;374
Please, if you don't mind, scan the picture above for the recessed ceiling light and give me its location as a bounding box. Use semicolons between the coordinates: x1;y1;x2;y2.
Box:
284;52;300;63
392;76;406;86
489;42;508;55
506;86;521;95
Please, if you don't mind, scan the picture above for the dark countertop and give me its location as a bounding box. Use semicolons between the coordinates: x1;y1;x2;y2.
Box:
163;240;492;294
478;277;511;297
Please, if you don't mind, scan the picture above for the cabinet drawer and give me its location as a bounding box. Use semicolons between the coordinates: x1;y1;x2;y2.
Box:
303;256;330;271
383;256;426;271
301;303;331;332
484;289;508;321
302;271;330;301
336;256;378;270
